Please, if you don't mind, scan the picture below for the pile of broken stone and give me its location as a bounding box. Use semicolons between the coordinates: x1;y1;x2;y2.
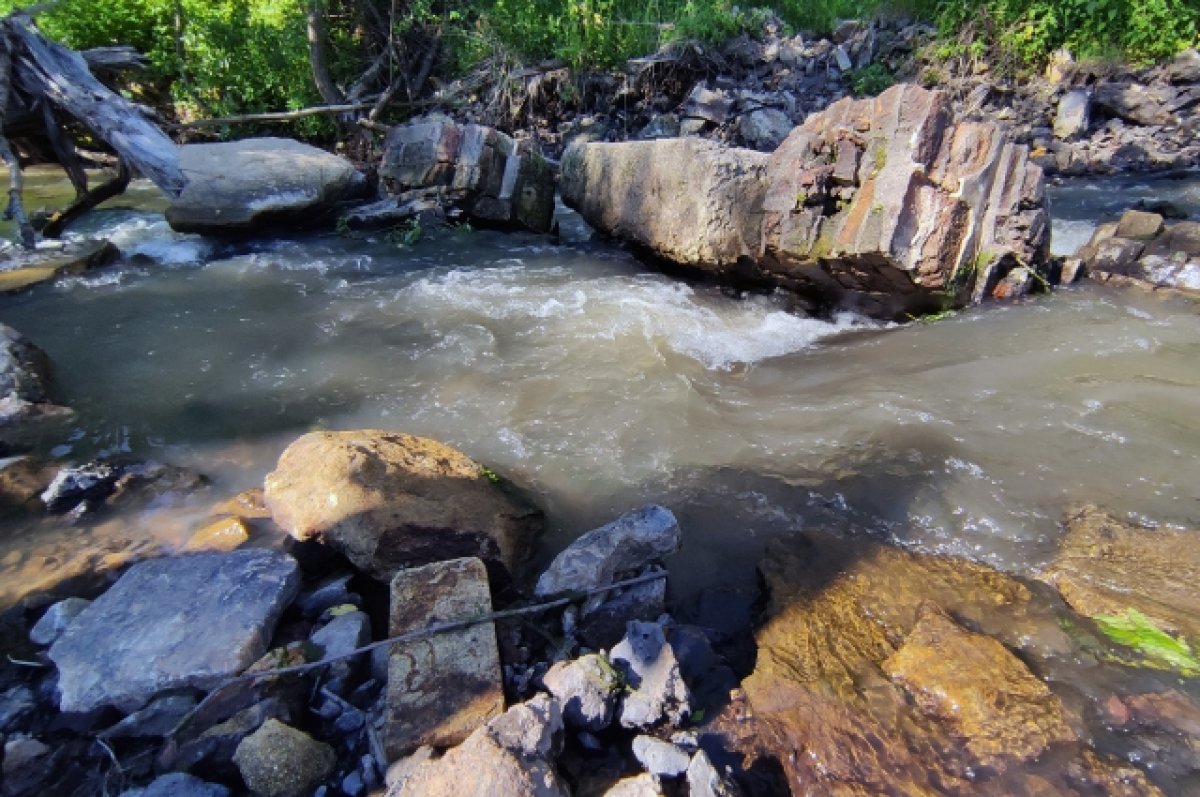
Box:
0;430;744;797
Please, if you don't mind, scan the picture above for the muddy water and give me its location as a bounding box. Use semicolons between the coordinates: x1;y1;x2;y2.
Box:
0;168;1198;788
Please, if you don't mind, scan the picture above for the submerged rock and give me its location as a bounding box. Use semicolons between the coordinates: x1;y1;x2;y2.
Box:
0;239;119;295
48;549;300;713
264;429;543;581
0;323;73;443
562;84;1051;320
377;116;555;233
388;694;568;797
166;138;367;234
733;531;1159;795
384;556;504;759
1040;505;1200;640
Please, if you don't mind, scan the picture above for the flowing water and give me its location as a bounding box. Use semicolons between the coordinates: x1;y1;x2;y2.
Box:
1;167;1198;789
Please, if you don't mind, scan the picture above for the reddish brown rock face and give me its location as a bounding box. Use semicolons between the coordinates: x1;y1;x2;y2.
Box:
561;84;1051;320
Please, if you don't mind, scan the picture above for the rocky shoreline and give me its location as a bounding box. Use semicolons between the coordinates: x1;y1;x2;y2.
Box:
1;426;1198;796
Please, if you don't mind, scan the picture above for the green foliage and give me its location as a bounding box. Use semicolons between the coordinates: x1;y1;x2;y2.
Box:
1094;608;1200;676
847;63;894;96
934;0;1199;69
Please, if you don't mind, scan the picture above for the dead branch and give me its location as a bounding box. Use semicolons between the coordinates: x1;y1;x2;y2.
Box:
41;158;129;237
167;101;379;130
0;25;33;248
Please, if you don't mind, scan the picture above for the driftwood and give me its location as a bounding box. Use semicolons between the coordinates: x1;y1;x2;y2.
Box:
0;12;185;246
167;100;378;130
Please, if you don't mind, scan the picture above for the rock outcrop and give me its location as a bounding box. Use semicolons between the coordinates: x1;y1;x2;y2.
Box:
166;138;367;234
263;429;543;581
374;116;555;233
47;549;300;713
562;84;1051;319
1039;505;1200;640
1071;210;1200;294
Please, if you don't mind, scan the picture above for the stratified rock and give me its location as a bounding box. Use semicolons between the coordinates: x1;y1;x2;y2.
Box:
541;653;621;731
610;621;692;729
378;116;555;233
264;430;542;581
0;324;72;441
233;719;336;797
563;84;1050;320
166;138;367;234
384;557;503;759
631;735;690;777
1054;89;1091;140
736;531;1159;796
119;772;230;797
388;694;568;797
0;240;119;295
561;137;769;271
29;596;90;645
686;750;742;797
882;603;1076;768
48;550;300;713
535;505;680;598
1039;506;1200;639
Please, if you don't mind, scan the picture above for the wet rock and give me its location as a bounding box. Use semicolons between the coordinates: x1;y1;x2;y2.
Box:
384;556;503;758
632;735;690;777
0;324;72;442
183;516;250;552
1054;89;1091;140
1039;506;1200;639
209;487;271;521
882;603;1076;769
686;749;742;797
604;773;663;796
119;772;230;797
0;239;119;295
541;653;621;731
233;718;336;797
40;461;119;513
48;549;300;713
610;621;692;729
563;84;1050;320
388;694;568;797
535;505;681;599
99;693;197;738
29;596;90;645
737;108;794;151
264;429;542;582
166;138;368;234
40;458;207;515
378;116;555;233
729;530;1169;795
0;456;55;515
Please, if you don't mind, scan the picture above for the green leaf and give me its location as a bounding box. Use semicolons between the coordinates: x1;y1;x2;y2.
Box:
1093;608;1200;676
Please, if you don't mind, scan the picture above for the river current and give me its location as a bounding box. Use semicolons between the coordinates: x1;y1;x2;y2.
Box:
1;167;1199;601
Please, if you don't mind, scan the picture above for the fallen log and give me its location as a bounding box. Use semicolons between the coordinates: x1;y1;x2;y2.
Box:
41;158;130;238
166;101;378;131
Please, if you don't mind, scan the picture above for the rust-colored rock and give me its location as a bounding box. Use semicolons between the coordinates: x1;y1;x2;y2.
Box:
263;430;542;581
1039;505;1200;639
561;84;1050;320
882;603;1077;770
731;531;1163;796
184;516;250;552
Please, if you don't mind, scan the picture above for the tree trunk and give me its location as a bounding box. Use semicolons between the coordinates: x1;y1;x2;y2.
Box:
306;0;345;105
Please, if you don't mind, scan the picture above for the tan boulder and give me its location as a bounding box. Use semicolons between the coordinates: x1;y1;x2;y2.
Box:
1039;505;1200;639
263;430;542;581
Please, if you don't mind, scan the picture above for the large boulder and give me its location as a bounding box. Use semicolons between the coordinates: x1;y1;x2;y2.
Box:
562;84;1051;320
1039;505;1200;640
165;138;367;234
48;549;300;713
731;531;1161;795
263;429;542;581
377;116;555;233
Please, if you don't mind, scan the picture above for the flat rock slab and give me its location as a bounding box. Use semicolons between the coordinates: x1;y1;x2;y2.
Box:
166;138;366;234
0;240;119;294
385;556;503;758
49;550;301;713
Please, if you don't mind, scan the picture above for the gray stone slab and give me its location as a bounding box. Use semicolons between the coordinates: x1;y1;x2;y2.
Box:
49;550;301;713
